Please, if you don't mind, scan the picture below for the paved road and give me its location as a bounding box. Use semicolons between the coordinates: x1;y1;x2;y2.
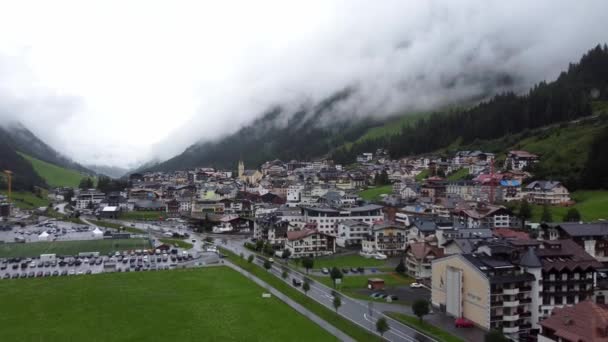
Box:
218;239;435;342
223;261;355;342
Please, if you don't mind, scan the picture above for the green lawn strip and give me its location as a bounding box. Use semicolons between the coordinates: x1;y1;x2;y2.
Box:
0;191;50;210
358;185;393;201
0;267;335;342
386;312;465;342
119;211;168;221
159;238;193;249
446;168;469;181
311;273;415;304
0;238;151;258
88;219;146;234
530;190;608;222
220;248;381;342
18;152;87;188
415;169;430;181
308;254;388;269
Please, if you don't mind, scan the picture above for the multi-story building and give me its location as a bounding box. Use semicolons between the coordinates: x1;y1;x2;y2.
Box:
524;181;571;205
300;204;384;235
361;223;406;257
405;241;444;280
75;190;106;210
505;150;539;171
432;252;537;340
432;239;602;340
285;228;335;258
453;204;514;228
552;222;608;262
336;220;370;247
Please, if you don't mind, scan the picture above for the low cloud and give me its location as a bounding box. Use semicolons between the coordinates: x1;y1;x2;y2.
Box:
0;1;607;167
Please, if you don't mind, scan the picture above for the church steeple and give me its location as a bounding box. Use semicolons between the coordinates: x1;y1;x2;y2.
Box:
238;159;244;178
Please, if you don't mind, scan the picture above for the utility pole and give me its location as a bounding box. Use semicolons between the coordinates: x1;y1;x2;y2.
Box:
3;170;12;202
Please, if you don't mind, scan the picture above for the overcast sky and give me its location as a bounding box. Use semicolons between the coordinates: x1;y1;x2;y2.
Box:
0;1;607;168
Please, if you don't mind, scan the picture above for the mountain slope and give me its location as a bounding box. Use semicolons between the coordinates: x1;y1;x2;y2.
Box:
85;164;129;179
146;44;608;183
2;123;92;174
0;123;94;190
332;44;608;164
19;152;89;188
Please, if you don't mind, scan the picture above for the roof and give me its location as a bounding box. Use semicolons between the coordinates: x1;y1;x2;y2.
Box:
508;150;538;158
525;180;564;191
493;228;530;240
287;229;322;241
519;248;542;268
372;222;407;231
406;242;444;260
540;300;608;342
462;253;516;273
500;179;521;187
535;239;603;272
557;222;608;237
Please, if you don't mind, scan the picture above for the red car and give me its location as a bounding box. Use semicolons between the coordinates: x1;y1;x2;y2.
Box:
455;318;474;328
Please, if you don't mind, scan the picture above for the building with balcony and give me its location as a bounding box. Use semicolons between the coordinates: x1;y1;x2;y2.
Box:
524;181;571;205
405;241;444;279
361;222;406;257
431;250;539;341
285;228;335;258
336;220;370;247
300;204;384;235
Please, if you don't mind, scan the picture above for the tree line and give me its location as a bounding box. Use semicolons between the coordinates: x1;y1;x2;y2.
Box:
332;45;608;189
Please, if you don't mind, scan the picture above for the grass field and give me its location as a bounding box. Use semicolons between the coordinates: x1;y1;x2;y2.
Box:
0;190;50;210
530;190;608;222
18;152;88;188
87;219;146;234
0;267;336;342
312;272;414;304
415;169;430;181
119;211;168;220
221;248;380;341
386;312;464;342
0;239;151;258
159;238;193;249
303;254;388;270
313;272;413;289
446;168;469;181
358;185;392;201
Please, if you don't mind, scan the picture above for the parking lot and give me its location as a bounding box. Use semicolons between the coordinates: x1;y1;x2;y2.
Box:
0;249;203;280
0;220;100;243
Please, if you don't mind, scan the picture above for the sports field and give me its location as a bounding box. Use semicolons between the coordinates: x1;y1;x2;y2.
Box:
0;239;151;258
0;267;336;342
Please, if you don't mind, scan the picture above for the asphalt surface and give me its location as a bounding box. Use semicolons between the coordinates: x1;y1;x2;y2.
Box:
218;238;436;342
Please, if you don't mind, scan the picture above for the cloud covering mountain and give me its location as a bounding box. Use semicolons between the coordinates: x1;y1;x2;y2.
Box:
0;1;607;168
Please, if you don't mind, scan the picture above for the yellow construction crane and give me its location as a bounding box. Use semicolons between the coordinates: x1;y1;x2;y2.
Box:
3;170;12;202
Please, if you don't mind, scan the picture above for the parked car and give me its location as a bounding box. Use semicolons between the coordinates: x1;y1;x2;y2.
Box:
341;268;349;274
455;318;474;328
292;278;302;287
321;268;329;274
350;267;358;273
370;292;385;298
387;295;399;301
410;282;424;288
357;267;364;273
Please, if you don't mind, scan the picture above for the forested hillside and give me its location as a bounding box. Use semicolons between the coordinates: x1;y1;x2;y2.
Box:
332;44;608;163
146;44;608;191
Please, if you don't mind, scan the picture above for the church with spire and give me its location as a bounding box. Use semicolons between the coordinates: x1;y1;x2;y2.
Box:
237;159;262;185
